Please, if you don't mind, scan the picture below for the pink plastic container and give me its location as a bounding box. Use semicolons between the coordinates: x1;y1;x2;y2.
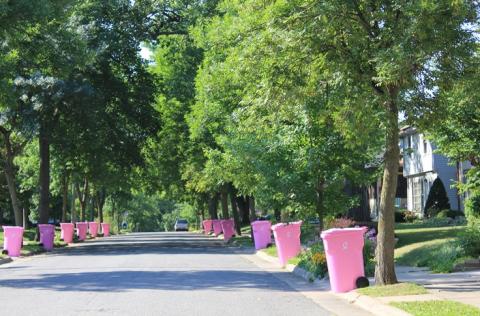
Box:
212;220;223;236
76;222;88;241
271;221;302;266
38;224;55;251
88;222;98;237
203;220;213;234
60;223;74;243
321;227;368;293
2;226;24;257
221;219;235;242
251;220;272;250
101;223;110;237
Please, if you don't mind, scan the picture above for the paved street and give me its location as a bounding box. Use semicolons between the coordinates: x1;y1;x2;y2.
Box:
0;232;367;316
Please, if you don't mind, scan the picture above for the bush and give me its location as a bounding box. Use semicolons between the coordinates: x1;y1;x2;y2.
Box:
458;226;480;258
403;211;418;223
465;195;480;225
297;242;328;279
424;178;451;216
363;238;376;277
436;209;465;219
416;217;467;227
395;211;406;223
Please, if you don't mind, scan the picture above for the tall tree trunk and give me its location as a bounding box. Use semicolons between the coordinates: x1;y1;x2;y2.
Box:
315;179;325;232
274;208;280;222
71;182;77;223
220;185;229;219
1;130;22;226
61;170;69;223
208;193;219;219
228;184;241;235
38;124;50;225
249;196;256;222
375;97;399;285
23;208;28;228
75;178;88;222
96;188;106;223
237;196;250;225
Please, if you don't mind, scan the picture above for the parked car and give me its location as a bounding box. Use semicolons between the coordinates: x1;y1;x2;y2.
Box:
174;219;189;231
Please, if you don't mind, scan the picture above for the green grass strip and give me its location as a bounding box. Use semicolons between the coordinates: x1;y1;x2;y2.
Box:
391;300;480;316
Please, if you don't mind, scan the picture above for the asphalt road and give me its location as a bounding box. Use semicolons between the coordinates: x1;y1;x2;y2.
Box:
0;232;339;316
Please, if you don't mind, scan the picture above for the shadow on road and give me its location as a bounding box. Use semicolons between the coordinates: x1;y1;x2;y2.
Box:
0;270;294;293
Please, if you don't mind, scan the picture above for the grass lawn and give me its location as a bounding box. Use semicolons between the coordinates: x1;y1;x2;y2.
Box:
263;245;278;257
394;224;468;272
357;283;427;297
231;235;253;247
391;300;480;316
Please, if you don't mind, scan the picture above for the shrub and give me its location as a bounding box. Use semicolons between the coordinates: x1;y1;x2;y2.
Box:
424;178;451;216
465;195;480;225
363;238;376;277
436;209;465;219
325;217;355;229
403;211;418;223
458;225;480;258
418;217;467;227
297;242;328;279
395;211;406;223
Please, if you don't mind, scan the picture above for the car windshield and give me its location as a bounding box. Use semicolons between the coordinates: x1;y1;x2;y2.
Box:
176;220;188;224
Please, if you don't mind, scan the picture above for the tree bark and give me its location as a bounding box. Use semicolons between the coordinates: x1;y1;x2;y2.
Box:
71;182;77;223
75;178;89;222
1;129;22;226
61;170;69;223
95;187;106;223
316;179;325;232
220;185;229;219
249;196;256;222
274;208;281;221
375;97;399;285
237;196;250;225
38;124;50;225
208;192;219;219
228;184;241;235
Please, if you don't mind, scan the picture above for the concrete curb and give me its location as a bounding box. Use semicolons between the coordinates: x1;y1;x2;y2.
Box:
337;291;412;316
255;249;412;316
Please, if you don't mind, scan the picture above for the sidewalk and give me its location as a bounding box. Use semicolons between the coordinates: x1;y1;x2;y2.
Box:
394;265;480;309
251;248;480;315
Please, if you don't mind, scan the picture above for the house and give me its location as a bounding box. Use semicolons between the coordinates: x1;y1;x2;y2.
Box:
400;126;465;214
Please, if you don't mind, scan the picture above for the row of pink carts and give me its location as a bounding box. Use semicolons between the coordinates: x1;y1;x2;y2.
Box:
2;222;111;257
202;219;368;293
202;219;302;266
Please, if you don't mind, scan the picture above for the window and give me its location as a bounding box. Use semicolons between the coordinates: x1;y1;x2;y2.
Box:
423;139;428;154
412;178;423;212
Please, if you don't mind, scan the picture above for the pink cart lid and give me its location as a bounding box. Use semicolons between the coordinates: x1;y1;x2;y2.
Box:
320;227;368;240
271;221;303;231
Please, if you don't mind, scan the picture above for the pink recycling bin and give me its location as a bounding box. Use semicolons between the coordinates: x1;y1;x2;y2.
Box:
101;223;110;237
2;226;24;257
203;220;213;234
60;223;74;243
251;220;272;250
321;227;368;293
272;221;302;266
212;220;223;236
221;219;235;242
76;222;88;241
38;224;55;251
89;222;98;237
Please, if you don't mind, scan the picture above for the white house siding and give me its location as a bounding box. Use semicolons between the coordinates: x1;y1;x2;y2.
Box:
401;128;462;213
